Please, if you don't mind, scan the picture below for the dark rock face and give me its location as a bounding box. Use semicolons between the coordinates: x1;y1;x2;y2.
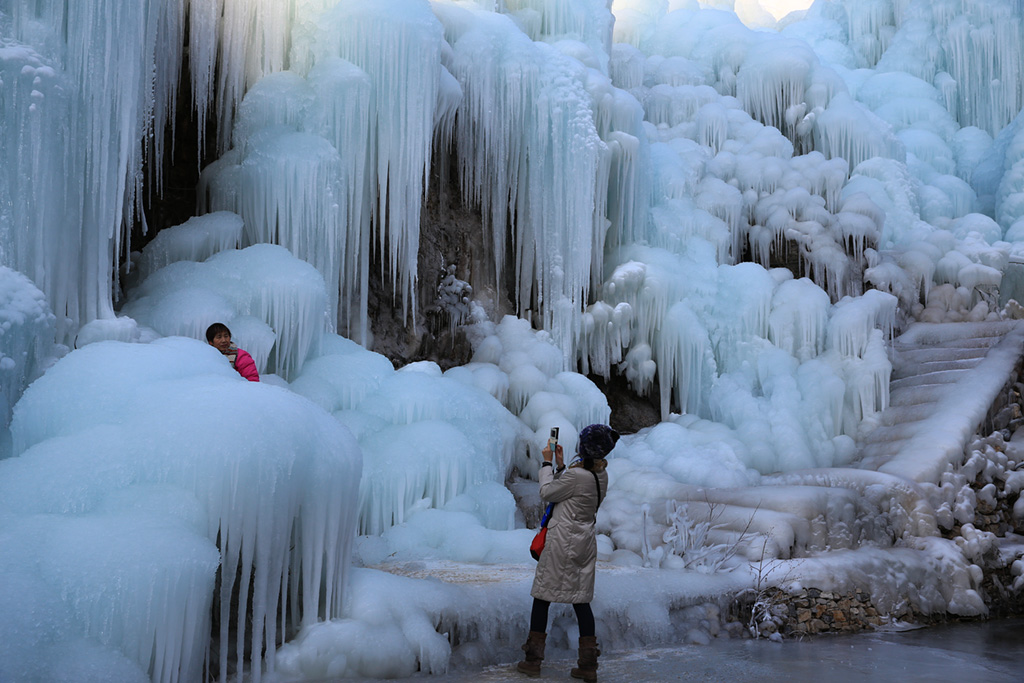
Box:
366;145;516;368
589;373;661;435
138;46;217;255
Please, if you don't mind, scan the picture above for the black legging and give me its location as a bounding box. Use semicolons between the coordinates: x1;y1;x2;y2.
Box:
529;597;595;637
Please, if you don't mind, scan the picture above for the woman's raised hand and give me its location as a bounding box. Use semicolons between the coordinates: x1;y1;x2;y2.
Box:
542;443;564;464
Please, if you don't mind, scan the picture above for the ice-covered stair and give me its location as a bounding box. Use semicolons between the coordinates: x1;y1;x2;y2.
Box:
600;321;1024;565
853;321;1024;482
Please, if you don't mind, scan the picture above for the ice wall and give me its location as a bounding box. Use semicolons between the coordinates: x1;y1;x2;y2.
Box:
3;0;1020;397
1;0;929;432
0;0;343;346
5;0;1023;678
0;33;80;340
198;0;638;365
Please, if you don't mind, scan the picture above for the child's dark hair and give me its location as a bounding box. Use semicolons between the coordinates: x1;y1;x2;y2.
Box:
205;322;231;342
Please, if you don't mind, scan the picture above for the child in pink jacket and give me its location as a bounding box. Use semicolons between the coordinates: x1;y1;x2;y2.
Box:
205;322;259;381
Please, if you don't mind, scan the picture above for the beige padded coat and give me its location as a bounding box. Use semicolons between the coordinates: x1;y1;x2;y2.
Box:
530;460;608;604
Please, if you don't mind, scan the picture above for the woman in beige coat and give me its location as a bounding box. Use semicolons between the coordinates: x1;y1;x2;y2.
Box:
517;424;618;682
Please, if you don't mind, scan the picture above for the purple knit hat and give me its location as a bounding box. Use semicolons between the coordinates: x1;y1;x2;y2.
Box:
578;424;620;460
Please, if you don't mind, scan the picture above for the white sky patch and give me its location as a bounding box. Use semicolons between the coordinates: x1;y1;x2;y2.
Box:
756;0;815;21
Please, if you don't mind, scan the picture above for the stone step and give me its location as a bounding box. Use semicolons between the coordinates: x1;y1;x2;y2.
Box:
892;347;992;363
889;368;971;390
857;421;920;445
878;403;935;426
888;385;946;406
890;357;982;379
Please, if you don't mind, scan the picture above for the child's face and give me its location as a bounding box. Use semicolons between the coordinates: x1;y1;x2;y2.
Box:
210;331;232;353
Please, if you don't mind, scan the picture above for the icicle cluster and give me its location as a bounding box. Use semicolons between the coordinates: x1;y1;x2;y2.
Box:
826;289;897;426
0;41;63;255
459;314;611;478
505;0;615;73
0;0;359;349
994;112;1024;240
308;0;444;324
0;25;87;340
833;0;1024;137
436;3;628;364
813;93;907;172
200;1;446;338
608;0;1009;320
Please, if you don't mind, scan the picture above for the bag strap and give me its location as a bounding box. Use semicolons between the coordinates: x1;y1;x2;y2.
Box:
590;470;603;510
540;502;554;528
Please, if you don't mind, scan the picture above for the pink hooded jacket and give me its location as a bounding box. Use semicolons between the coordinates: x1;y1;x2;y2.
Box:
231;347;260;382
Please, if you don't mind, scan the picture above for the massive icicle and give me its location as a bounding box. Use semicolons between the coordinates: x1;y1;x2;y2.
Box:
306;0;444;323
435;2;617;364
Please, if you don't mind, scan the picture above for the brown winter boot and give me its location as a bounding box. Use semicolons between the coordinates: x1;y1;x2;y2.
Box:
516;631;547;677
570;635;600;682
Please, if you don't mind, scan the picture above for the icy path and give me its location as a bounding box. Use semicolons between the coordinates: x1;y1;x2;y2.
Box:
404;617;1024;682
854;321;1024;482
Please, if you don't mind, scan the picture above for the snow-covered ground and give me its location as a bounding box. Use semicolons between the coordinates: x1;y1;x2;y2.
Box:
3;0;1024;681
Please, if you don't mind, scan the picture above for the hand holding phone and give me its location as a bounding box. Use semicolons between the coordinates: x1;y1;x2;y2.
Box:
548;427;564;469
542;427;560;465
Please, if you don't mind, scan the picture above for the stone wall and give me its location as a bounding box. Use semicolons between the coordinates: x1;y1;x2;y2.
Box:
746;588;909;638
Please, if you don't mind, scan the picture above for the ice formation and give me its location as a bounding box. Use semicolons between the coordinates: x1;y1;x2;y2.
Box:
130;212;244;285
0;266;56;454
4;0;1024;680
289;333;526;535
0;338;362;683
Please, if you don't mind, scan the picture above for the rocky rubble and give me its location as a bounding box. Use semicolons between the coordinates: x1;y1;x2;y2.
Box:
750;588;910;637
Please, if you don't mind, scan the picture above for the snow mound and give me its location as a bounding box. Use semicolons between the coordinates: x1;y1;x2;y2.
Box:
1;337;361;683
